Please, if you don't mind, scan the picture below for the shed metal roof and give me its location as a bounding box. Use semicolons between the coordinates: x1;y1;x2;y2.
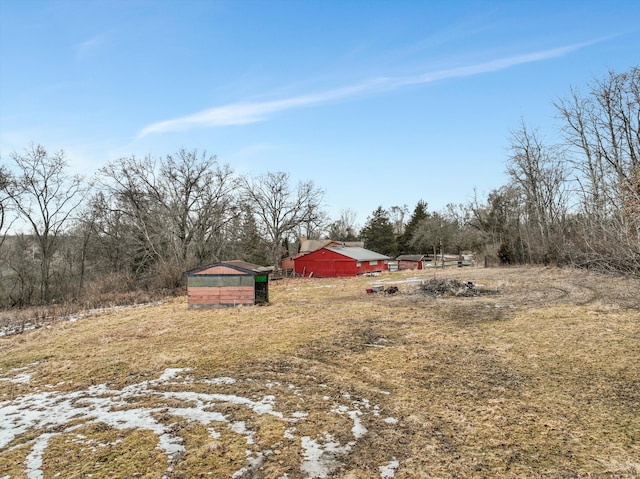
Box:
396;255;427;262
324;246;390;261
186;260;272;276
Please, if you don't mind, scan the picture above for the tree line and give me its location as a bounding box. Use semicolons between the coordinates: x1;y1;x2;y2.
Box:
0;149;324;307
348;67;639;277
1;66;638;308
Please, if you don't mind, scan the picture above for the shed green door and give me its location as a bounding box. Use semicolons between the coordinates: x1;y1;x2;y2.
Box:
254;275;268;304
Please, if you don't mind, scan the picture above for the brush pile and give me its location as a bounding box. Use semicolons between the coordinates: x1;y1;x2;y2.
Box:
418;278;481;297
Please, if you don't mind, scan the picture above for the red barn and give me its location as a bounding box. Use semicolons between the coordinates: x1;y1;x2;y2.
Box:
294;246;390;278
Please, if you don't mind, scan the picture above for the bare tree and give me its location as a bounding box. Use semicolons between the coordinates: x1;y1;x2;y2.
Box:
506;122;570;263
468;186;525;262
158;150;238;267
443;203;484;255
328;209;360;241
389;204;409;236
240;172;324;267
97;150;238;287
4;144;86;302
0;164;12;250
555;68;640;274
411;212;458;259
0;166;17;307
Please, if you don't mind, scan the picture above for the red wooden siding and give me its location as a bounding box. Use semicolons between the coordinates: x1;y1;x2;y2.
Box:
355;259;387;275
294;248;387;278
186;260;270;308
188;286;255;307
398;260;423;270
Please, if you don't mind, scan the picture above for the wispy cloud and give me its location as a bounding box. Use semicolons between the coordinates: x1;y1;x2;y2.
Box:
75;32;109;59
138;39;601;137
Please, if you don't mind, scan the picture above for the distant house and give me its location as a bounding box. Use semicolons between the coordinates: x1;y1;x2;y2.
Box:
186;260;271;308
299;238;365;254
294;246;389;277
396;254;429;270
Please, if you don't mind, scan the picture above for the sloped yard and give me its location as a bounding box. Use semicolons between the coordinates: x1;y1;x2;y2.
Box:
1;266;639;478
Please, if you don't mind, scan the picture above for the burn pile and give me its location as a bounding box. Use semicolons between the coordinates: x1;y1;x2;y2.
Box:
417;278;488;297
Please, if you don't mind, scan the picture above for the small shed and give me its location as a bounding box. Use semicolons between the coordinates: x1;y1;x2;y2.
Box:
294;246;389;278
396;254;429;270
186;260;271;308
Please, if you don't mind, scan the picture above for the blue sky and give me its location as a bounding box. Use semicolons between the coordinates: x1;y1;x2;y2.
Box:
1;1;639;228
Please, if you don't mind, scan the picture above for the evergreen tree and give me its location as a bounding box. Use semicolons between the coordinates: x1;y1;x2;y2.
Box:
360;206;397;257
397;200;429;254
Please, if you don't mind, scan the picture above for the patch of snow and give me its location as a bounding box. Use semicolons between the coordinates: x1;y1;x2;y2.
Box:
300;434;350;478
165;405;226;424
232;449;267;478
25;432;54;479
347;410;367;439
229;421;255;444
331;404;367;439
379;458;400;478
158;368;190;382
0;364;39;385
1;367;388;478
384;417;398;424
203;377;236;385
9;372;32;384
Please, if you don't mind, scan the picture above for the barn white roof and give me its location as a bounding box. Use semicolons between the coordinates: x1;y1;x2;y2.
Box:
324;246;390;261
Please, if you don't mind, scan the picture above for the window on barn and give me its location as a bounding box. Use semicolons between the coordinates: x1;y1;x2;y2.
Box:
369;260;378;266
356;262;361;267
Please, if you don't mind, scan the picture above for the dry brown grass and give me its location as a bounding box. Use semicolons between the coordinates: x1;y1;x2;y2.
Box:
1;266;639;478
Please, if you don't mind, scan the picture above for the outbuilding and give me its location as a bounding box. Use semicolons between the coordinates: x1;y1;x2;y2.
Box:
294;246;390;278
396;254;429;270
186;260;271;308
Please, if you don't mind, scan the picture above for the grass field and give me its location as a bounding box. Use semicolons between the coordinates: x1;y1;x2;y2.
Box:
1;266;639;478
